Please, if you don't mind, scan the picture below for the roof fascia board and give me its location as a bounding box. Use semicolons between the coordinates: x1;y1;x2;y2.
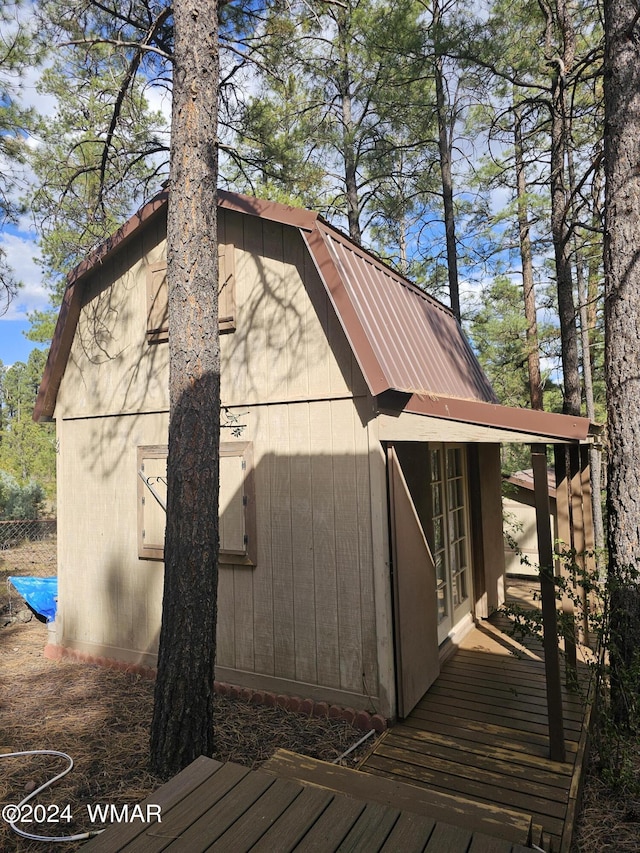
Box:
67;190;168;290
376;410;576;445
217;190;318;231
302;225;390;397
33;279;83;422
398;393;593;442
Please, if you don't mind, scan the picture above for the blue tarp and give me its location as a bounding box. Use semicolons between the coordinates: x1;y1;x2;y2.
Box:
8;576;57;622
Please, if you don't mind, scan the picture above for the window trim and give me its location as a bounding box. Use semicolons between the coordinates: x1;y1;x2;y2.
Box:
137;445;168;560
145;216;236;345
137;442;256;566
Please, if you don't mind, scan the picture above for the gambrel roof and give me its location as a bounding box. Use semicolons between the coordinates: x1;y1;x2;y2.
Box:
34;189;594;443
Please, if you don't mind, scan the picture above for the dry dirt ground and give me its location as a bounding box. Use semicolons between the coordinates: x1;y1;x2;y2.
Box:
1;544;639;853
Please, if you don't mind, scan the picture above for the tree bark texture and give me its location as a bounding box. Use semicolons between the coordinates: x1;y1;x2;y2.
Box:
150;0;220;778
337;13;362;246
434;54;460;322
540;0;581;416
550;65;581;416
514;101;544;410
433;0;460;322
603;0;640;725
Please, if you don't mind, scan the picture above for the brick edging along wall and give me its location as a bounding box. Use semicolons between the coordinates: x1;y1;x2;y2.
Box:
43;644;387;733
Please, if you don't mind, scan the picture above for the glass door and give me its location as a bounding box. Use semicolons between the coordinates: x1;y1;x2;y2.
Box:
429;445;472;644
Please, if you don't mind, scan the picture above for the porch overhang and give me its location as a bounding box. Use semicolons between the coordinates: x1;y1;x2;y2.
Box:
375;392;598;445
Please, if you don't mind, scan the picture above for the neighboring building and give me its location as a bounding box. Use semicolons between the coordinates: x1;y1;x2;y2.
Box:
34;190;596;721
503;469;557;577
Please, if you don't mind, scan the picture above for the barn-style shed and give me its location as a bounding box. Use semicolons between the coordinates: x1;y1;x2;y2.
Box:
35;190;595;721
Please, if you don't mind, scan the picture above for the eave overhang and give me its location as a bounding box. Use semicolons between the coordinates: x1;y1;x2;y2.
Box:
376;392;597;445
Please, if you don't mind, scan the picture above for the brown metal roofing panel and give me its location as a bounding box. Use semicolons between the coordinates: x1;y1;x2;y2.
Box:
315;223;497;403
303;226;390;395
506;469;557;497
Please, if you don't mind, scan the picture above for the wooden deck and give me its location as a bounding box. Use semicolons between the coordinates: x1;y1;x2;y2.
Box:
358;580;592;853
83;754;534;852
84;580;591;853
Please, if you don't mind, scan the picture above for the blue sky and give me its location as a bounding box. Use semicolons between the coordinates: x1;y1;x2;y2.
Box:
0;43;171;371
0;223;51;367
1;44;57;369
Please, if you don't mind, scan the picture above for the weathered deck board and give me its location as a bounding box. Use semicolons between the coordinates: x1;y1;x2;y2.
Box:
85;581;590;853
401;710;578;758
135;762;256;853
361;758;567;831
390;724;573;783
80;755;226;853
249;786;334;852
84;755;535;853
377;812;437;852
261;749;533;844
370;740;570;803
291;795;366;851
359;580;592;853
207;777;304;852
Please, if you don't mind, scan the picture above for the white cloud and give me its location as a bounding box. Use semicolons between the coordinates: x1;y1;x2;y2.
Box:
19;63;57;118
0;231;49;321
144;82;172;127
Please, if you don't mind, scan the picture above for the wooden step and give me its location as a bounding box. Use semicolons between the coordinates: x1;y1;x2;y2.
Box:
261;748;534;847
531;823;546;850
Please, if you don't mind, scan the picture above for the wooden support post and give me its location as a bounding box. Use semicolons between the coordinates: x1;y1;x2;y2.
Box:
570;445;588;647
532;447;566;763
580;445;597;647
554;444;578;686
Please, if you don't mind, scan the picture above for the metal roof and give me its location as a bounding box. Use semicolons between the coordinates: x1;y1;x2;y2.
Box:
505;469;557;497
307;223;497;402
33;189;597;444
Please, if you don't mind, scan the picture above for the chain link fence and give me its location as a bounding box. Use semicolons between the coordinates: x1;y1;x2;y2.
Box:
0;519;57;574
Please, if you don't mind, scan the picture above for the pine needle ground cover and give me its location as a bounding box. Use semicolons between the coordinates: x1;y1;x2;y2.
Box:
0;547;374;853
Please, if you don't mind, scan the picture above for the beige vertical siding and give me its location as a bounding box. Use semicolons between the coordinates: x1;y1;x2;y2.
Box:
222;211;364;406
58;211;361;421
474;444;507;616
58;213;169;420
53;209;381;708
503;491;557;576
56;412;168;666
214;398;378;701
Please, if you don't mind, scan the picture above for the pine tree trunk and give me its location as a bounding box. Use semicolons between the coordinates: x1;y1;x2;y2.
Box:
540;0;581;416
150;0;220;779
586;173;606;556
550;67;581;416
603;0;640;726
514;100;543;410
434;58;459;322
335;11;362;246
433;0;460;322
